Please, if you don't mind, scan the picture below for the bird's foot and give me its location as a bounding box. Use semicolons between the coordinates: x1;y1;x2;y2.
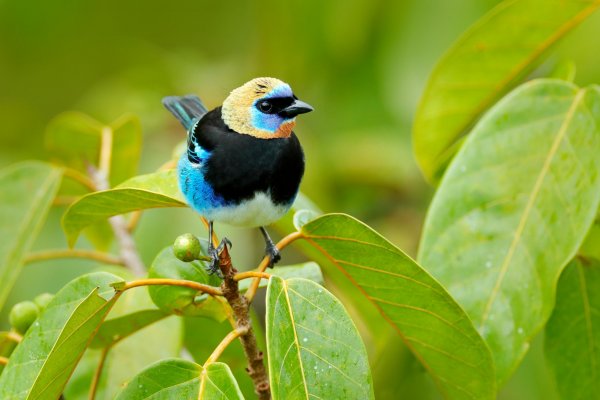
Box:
207;237;232;278
265;241;281;269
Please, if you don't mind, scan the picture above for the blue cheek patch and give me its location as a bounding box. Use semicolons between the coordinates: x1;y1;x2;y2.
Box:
251;109;284;133
251;84;294;134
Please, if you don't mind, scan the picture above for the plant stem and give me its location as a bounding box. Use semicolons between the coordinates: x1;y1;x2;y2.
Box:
234;271;271;281
0;357;8;366
205;328;247;364
87;164;146;277
119;278;223;296
62;167;97;192
88;346;110;400
24;249;123;266
6;331;22;343
218;246;271;400
245;231;303;302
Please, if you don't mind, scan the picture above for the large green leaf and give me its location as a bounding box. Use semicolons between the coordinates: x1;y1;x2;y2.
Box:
301;214;495;399
266;276;374;400
419;80;600;384
0;161;62;310
65;279;182;400
115;359;245;399
45;112;142;187
545;258;600;399
0;272;122;399
62;169;186;246
413;0;600;183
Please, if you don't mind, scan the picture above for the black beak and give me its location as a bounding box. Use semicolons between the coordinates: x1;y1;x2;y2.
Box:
279;100;314;118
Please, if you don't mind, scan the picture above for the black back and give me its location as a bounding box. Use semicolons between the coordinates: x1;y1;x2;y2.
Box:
189;107;305;205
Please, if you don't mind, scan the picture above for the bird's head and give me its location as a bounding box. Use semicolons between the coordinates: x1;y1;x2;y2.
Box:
221;77;313;139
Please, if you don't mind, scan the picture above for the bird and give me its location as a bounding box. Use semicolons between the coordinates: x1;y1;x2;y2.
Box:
163;77;313;275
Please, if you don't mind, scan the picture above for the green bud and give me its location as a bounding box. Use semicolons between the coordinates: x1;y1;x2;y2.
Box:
34;293;54;310
173;233;202;262
9;301;39;334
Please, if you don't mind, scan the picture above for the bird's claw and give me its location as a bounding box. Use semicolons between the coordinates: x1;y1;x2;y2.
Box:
265;242;281;269
206;237;232;278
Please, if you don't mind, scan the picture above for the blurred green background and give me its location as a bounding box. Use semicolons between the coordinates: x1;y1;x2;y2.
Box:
1;0;599;398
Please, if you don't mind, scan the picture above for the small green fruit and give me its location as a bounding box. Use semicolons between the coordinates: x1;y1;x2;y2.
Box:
34;293;54;310
9;301;39;334
173;233;202;262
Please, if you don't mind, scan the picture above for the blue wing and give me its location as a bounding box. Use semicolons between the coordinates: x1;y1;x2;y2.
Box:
162;95;208;131
162;95;210;165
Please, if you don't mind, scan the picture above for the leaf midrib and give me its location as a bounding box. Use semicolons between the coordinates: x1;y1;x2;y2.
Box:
480;88;586;325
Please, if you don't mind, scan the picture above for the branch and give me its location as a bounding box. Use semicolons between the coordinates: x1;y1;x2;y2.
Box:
87;162;146;277
218;246;271;399
234;271;271;281
24;249;123;266
117;278;223;297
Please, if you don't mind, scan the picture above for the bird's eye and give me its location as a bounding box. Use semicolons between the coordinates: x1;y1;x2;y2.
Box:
258;101;273;113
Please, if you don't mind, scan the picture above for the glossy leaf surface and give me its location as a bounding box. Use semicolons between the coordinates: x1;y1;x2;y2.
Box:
115;359;244;399
266;276;374;400
62;169;186;246
545;258;600;399
419;80;600;383
0;162;62;310
301;214;495;399
0;272;121;399
413;0;600;182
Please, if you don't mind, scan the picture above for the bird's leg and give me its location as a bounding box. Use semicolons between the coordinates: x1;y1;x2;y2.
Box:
259;227;281;268
206;221;231;277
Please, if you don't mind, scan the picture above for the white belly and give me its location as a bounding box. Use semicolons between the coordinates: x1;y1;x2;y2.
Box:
204;192;290;228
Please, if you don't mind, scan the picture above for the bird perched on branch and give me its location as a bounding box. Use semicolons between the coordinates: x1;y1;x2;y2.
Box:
163;77;313;274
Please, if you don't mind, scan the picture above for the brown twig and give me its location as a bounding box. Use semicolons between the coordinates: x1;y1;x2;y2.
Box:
118;278;223;296
218;246;271;399
24;249;123;266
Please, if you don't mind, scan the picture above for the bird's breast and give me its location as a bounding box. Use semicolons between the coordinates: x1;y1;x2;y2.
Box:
203;191;291;227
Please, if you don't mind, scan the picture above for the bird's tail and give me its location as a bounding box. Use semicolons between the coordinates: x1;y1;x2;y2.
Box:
162;95;208;130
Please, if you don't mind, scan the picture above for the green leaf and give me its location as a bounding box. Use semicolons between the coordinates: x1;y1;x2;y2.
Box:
0;272;121;399
0;161;62;310
0;332;19;375
62;170;186;246
418;80;600;384
90;309;169;348
545;258;600;399
238;262;324;293
65;268;182;400
45;112;142;187
266;276;374;400
108;114;142;186
45;111;104;172
148;246;225;319
413;0;600;183
580;220;600;260
301;214;495;400
115;359;245;399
